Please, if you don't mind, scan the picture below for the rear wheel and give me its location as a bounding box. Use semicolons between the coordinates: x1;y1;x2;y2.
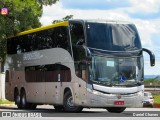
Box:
14;89;21;109
20;90;37;109
63;91;83;112
20;90;28;109
106;107;126;113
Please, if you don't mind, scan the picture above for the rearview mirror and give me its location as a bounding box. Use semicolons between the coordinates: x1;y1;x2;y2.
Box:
142;48;155;66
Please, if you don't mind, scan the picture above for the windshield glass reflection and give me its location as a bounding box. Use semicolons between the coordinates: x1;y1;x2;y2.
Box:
86;22;142;51
89;56;143;86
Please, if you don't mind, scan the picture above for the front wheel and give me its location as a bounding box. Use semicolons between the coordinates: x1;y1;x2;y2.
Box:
106;107;126;113
63;91;83;112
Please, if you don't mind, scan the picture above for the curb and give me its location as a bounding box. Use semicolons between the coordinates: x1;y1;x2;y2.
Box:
0;104;15;107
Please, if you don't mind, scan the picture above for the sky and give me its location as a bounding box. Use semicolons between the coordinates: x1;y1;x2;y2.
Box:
40;0;160;75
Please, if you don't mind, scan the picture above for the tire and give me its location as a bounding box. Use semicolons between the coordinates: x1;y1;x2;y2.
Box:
20;90;28;109
54;105;64;112
63;91;83;112
14;89;21;109
106;107;126;113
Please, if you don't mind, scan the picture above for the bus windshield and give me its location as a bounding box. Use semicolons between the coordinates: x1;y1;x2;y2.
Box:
86;22;142;51
89;56;144;87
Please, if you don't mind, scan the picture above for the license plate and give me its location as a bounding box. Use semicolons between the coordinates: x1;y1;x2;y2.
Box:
114;101;124;105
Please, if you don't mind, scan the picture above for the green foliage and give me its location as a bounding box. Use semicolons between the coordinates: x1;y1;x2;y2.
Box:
37;0;59;6
63;15;74;21
52;15;74;24
144;76;160;86
0;99;14;104
153;95;160;104
0;0;42;38
0;0;58;62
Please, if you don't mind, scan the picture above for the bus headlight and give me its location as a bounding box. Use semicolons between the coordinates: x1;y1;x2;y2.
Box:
93;91;99;95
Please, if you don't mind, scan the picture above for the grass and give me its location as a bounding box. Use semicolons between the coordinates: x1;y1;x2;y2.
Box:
153;94;160;104
0;99;14;104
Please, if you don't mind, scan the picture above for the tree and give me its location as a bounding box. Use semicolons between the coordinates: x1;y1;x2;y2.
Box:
52;15;73;24
144;76;160;86
62;15;74;21
37;0;58;6
0;0;59;72
0;0;58;63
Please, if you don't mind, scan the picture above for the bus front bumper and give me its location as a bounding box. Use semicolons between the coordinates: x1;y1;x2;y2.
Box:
86;89;143;108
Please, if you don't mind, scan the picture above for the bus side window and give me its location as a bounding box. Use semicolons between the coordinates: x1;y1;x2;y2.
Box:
16;45;22;54
73;46;87;81
70;22;85;46
51;27;71;52
7;37;17;54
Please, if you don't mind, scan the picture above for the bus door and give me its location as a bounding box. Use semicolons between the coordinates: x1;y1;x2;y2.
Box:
69;21;87;104
45;64;72;104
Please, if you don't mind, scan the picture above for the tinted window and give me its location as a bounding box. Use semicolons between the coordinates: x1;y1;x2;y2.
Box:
70;22;85;46
25;64;71;82
7;26;71;54
7;38;18;54
73;46;87;81
69;22;87;80
86;22;142;51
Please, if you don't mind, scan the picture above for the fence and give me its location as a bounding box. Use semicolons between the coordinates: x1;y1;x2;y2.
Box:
145;86;160;94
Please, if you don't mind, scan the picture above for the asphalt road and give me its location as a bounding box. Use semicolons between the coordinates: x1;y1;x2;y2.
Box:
0;105;160;120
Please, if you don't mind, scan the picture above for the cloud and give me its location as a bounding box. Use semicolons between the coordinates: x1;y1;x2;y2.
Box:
40;2;130;25
128;0;160;13
144;61;160;75
129;12;160;19
60;0;131;10
126;0;160;19
40;16;53;25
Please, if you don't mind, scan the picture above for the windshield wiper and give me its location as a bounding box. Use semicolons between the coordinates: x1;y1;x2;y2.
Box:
135;81;143;86
124;45;137;51
92;80;112;86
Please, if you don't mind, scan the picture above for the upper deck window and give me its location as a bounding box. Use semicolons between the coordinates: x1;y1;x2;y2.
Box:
7;26;70;54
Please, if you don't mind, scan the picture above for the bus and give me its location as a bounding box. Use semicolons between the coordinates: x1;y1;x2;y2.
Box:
5;19;155;113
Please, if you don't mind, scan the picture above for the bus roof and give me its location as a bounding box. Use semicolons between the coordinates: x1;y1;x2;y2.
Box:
16;21;68;37
14;19;133;37
68;19;133;24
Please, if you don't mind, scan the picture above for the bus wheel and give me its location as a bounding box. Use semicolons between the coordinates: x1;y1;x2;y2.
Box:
20;90;28;109
63;91;83;112
106;107;126;113
54;105;64;112
14;89;21;109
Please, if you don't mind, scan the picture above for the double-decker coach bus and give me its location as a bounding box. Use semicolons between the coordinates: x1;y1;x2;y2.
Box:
5;20;155;113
